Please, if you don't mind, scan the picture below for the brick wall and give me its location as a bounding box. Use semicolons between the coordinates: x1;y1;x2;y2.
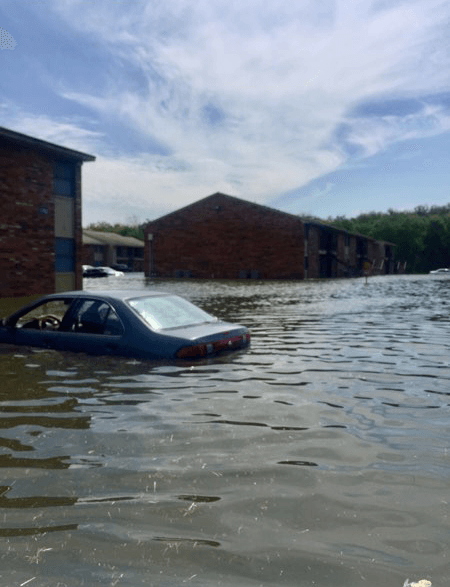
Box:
0;143;86;297
0;144;56;297
144;194;397;281
145;194;305;279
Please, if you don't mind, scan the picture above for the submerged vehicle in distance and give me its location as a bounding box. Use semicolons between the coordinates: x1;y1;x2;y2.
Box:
0;290;250;360
82;266;124;277
429;268;449;274
110;263;131;272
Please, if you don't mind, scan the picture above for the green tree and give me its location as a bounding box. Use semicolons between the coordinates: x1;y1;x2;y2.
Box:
327;205;450;273
85;221;146;240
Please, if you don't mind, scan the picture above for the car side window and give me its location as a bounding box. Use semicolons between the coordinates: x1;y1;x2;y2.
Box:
103;305;124;335
16;300;72;330
70;300;124;335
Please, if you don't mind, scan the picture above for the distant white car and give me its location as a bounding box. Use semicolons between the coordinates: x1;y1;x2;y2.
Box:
83;266;124;278
97;266;124;277
429;268;449;274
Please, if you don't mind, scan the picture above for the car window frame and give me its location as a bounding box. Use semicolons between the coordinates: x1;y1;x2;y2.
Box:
5;297;75;329
64;298;125;337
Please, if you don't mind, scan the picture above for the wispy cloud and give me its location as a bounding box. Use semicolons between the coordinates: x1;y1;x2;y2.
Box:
5;0;450;222
1;107;104;153
343;104;450;158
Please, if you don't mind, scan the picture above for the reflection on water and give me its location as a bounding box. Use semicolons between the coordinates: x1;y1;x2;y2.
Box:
0;275;447;586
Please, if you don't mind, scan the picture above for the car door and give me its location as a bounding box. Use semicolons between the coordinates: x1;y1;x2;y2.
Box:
57;299;126;356
13;325;61;350
12;298;73;350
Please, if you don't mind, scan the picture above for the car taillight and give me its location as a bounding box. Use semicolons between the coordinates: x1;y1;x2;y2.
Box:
176;343;210;359
176;333;250;359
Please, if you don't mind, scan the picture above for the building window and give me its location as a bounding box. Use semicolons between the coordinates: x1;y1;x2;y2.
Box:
55;238;75;272
54;162;76;279
356;239;367;256
320;229;336;251
53;162;75;197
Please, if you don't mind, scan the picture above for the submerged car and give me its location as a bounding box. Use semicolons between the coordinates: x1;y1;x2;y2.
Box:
429;268;449;274
110;263;131;272
97;266;124;277
83;265;107;278
83;266;124;278
0;290;250;360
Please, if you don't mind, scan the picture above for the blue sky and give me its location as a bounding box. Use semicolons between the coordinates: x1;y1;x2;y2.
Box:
2;0;450;226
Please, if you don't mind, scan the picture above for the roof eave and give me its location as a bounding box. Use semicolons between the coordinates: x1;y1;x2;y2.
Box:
0;126;96;162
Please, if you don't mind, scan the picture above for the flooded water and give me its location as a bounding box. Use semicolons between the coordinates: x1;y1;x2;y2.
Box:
0;274;448;587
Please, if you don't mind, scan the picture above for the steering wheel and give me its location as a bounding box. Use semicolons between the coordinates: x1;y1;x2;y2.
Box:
39;315;61;330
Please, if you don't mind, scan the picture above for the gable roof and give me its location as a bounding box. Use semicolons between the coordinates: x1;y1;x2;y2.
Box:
145;192;303;226
0;126;95;162
144;192;397;248
83;230;144;247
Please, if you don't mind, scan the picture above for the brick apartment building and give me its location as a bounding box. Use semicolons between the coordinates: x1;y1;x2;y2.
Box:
144;193;305;279
304;222;396;278
144;193;396;280
0;127;95;298
82;229;144;271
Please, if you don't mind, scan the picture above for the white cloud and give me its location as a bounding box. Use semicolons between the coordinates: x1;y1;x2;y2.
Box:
344;103;450;157
8;0;450;221
3;109;104;155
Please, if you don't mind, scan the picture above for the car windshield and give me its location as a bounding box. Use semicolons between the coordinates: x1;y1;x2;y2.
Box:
128;295;216;330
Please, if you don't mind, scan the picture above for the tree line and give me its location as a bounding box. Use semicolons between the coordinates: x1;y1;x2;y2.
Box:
324;204;450;274
86;203;450;274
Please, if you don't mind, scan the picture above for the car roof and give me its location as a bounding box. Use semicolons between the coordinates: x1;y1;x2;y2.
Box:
46;290;171;302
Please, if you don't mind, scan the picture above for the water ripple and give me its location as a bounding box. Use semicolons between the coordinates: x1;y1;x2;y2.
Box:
0;275;449;586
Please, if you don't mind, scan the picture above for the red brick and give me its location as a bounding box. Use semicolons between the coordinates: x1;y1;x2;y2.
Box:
144;193;304;279
144;193;397;280
0;131;94;297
